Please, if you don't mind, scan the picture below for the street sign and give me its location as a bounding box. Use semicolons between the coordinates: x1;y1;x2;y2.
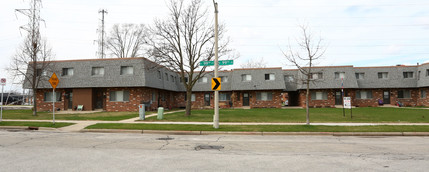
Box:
343;97;351;109
0;78;5;86
200;61;215;66
49;73;59;89
200;60;234;66
211;78;221;90
219;60;233;66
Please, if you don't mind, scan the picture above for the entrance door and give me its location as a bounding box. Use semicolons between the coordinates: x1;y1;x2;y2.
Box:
383;91;390;104
68;92;73;109
335;91;342;105
243;93;250;106
204;93;211;106
94;89;105;109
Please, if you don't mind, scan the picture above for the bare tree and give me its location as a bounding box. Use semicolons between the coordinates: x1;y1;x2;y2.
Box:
147;0;230;116
106;23;148;58
240;57;267;68
10;0;54;116
282;24;326;125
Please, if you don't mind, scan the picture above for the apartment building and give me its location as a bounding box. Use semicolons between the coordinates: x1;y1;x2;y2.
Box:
24;58;429;111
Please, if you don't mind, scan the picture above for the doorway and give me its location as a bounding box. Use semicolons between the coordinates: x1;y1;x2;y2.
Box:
383;90;390;104
204;93;211;106
335;91;342;105
243;92;250;106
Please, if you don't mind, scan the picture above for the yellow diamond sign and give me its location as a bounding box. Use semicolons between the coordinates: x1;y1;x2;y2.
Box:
211;78;221;91
49;72;59;89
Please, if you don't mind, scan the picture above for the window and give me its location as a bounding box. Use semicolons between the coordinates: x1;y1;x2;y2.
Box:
421;90;427;98
165;73;169;81
36;69;47;77
62;68;74;76
256;92;273;101
426;69;429;77
198;76;208;83
403;71;414;79
157;71;161;79
44;92;62;102
284;75;294;82
378;72;388;79
311;91;328;100
241;74;252;81
310;73;323;79
92;67;104;76
265;73;275;81
418;71;421;80
120;66;133;75
171;75;174;82
220;93;231;101
191;94;196;101
182;77;188;83
335;72;346;79
110;90;130;102
152;92;157;102
398;90;411;99
356;90;373;99
355;73;364;79
220;76;228;82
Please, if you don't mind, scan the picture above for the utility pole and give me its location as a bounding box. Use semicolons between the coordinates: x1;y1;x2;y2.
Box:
97;9;108;59
212;0;219;129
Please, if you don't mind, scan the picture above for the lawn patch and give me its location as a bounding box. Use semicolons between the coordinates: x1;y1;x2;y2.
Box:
0;121;74;128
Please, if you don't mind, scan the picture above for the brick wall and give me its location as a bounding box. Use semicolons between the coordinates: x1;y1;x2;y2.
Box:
35;89;65;111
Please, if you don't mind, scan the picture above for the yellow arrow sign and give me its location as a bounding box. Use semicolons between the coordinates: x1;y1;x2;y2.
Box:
211;78;221;91
49;72;59;89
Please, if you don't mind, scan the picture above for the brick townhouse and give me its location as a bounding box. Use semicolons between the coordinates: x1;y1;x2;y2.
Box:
24;58;429;111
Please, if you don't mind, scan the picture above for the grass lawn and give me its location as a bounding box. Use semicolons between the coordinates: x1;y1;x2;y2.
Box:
145;107;429;123
0;121;74;128
2;109;153;121
85;123;429;132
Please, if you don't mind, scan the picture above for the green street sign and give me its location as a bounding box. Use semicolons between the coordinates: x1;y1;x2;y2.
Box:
200;61;215;66
200;60;233;66
219;60;233;66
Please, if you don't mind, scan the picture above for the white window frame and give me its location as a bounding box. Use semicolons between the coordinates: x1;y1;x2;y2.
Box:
398;90;411;99
256;92;273;101
44;92;62;102
378;72;388;79
198;76;208;83
355;73;364;80
241;74;252;81
110;90;130;102
219;93;231;101
356;90;373;99
311;91;328;100
335;72;346;79
120;66;133;75
284;75;294;82
92;67;105;76
220;76;228;82
403;71;414;79
62;68;74;77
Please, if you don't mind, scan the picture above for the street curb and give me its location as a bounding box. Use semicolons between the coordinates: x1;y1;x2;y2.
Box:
79;129;429;136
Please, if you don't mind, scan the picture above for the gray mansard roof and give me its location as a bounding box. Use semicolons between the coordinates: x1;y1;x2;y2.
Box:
24;58;429;91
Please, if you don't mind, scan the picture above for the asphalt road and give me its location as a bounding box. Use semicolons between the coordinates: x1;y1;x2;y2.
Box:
0;130;428;172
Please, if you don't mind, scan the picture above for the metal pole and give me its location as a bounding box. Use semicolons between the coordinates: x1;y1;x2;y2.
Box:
1;85;3;122
213;1;219;129
52;88;55;125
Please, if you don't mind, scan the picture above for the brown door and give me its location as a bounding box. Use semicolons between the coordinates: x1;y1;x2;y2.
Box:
243;93;250;106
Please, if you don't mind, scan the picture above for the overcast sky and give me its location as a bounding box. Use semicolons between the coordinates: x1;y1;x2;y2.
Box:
1;0;429;91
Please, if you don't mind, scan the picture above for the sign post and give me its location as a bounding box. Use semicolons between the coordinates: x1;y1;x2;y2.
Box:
49;73;59;124
343;97;352;119
0;78;6;122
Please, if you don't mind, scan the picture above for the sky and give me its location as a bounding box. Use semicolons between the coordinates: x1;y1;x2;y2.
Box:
1;0;429;92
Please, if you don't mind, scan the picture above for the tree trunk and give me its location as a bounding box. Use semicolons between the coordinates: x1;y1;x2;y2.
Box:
32;88;37;116
305;84;310;125
185;89;192;117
